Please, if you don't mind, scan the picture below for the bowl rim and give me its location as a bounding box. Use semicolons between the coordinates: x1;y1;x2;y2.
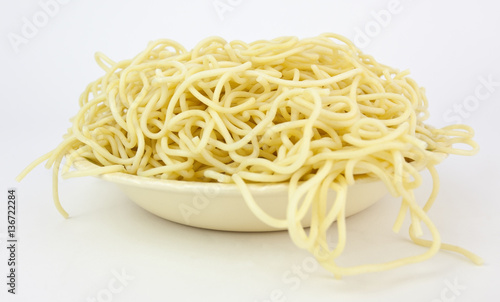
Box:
71;157;382;195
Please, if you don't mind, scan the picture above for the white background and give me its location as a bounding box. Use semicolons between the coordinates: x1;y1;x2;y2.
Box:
1;0;500;301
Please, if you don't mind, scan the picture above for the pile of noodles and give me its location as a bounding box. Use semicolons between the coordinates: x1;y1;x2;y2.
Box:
18;33;481;277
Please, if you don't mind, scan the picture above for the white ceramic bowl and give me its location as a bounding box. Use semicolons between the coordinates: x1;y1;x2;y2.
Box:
73;159;388;232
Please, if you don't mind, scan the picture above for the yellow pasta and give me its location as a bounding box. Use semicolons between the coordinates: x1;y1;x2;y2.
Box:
17;33;482;277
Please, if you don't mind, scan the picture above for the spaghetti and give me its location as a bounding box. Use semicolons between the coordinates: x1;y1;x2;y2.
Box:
17;33;482;277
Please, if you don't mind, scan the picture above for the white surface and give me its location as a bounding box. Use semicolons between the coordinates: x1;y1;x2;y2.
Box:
74;158;388;232
1;0;499;301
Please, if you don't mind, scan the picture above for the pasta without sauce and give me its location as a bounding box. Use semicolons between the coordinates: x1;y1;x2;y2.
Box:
18;33;482;277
